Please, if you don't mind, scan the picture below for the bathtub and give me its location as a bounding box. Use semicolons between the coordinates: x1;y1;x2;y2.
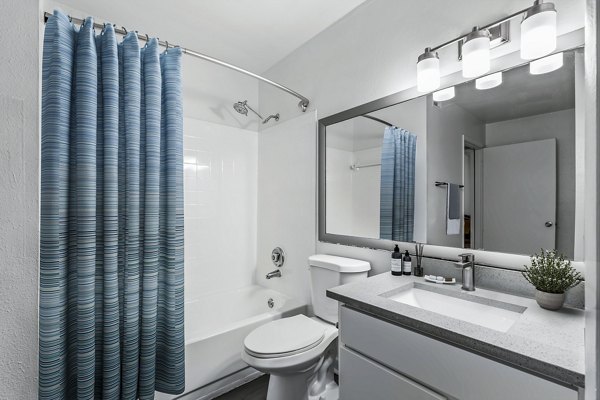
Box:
157;285;306;399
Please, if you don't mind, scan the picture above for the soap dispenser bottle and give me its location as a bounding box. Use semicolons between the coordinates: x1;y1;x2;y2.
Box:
391;245;402;276
402;250;412;276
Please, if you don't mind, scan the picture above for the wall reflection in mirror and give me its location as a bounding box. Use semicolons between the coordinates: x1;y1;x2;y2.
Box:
324;48;583;260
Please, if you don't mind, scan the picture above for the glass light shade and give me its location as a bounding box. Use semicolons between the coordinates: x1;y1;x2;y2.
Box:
530;52;563;74
475;72;503;90
417;53;440;92
520;5;557;60
462;34;491;78
432;86;455;102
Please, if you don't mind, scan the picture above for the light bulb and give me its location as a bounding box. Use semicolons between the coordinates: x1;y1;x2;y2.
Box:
530;52;563;74
462;27;491;78
432;87;455;102
417;48;440;92
475;72;503;90
521;1;557;60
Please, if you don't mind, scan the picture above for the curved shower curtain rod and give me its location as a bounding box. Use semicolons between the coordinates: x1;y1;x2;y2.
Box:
43;11;310;112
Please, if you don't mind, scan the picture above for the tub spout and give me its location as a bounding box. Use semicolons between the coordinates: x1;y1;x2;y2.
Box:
266;270;281;279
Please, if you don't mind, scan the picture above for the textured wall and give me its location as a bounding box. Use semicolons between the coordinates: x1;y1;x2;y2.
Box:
0;0;40;398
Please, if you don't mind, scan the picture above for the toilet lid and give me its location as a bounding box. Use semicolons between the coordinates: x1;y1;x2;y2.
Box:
244;315;325;358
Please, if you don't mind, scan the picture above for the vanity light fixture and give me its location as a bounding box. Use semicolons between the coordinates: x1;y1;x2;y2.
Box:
415;2;558;93
529;52;563;75
521;1;557;60
417;48;440;92
475;72;503;90
432;86;455;102
462;27;491;78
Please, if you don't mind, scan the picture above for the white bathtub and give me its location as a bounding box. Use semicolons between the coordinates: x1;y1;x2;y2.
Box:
157;285;306;399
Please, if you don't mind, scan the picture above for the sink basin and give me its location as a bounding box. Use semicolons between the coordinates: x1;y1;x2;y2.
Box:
386;285;526;332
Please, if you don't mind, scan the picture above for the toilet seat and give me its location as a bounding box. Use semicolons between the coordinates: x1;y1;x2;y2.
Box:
242;316;338;376
244;315;326;359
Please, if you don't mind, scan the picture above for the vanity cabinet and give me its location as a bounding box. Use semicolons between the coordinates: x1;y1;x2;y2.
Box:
338;306;579;400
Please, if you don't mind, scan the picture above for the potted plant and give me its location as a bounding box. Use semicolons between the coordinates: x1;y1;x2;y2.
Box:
522;249;582;310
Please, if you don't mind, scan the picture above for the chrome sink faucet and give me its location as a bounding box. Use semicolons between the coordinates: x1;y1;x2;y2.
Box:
266;270;281;279
455;253;475;291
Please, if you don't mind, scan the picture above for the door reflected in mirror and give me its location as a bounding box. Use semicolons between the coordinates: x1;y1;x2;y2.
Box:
324;48;583;260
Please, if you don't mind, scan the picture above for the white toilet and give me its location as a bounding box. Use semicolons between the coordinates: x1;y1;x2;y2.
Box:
242;254;370;400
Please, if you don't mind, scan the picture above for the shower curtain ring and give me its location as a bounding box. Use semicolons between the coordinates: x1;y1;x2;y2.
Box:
145;33;150;43
122;26;128;34
165;41;170;51
68;15;72;22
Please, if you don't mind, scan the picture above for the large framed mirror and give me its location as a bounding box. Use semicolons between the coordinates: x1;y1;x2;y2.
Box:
319;42;585;267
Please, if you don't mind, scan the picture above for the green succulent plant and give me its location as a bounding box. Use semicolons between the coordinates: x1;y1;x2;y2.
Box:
522;249;582;294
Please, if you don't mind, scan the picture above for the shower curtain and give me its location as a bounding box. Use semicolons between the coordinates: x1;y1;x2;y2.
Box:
39;11;184;400
380;127;417;242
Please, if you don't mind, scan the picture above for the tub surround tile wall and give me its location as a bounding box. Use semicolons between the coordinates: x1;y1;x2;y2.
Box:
183;117;258;302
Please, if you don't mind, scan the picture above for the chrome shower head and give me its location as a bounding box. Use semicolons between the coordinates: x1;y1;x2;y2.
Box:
233;100;248;116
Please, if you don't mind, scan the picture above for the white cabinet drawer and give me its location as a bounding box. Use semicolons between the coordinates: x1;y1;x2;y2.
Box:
340;346;446;400
339;306;577;400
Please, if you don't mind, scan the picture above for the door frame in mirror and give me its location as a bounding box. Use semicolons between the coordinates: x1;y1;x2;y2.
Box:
318;29;585;272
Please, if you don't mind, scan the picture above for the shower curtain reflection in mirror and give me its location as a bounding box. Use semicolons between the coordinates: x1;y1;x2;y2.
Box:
379;127;417;242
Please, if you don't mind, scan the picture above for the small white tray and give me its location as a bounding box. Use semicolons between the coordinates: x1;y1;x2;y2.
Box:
424;275;456;284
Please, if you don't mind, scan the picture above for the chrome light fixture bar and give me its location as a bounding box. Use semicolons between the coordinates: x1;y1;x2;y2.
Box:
416;1;557;92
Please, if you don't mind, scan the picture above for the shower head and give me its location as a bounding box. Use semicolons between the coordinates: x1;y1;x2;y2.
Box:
233;100;279;124
233;100;248;116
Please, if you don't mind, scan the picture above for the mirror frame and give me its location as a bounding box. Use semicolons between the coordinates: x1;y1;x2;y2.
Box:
318;29;585;271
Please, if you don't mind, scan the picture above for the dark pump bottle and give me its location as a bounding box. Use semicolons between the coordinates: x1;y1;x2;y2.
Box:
391;245;402;276
402;250;412;275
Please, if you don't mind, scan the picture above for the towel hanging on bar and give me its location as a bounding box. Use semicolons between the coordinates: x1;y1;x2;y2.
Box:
446;183;461;235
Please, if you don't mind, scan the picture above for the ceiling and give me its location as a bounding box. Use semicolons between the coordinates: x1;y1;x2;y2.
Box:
51;0;369;73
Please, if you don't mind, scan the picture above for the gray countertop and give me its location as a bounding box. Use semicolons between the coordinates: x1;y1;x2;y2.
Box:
327;272;585;388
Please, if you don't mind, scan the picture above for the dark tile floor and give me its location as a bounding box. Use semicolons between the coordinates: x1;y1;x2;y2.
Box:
215;374;269;400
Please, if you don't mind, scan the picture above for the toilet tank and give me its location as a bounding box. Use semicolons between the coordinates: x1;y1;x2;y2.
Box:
308;255;371;324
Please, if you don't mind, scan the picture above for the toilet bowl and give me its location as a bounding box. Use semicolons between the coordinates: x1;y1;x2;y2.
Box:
242;315;338;400
241;255;371;400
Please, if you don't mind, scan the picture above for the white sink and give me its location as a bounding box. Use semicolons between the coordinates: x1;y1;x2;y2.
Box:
387;286;525;332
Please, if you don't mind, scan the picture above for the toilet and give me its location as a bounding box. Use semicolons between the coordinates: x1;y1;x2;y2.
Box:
241;255;371;400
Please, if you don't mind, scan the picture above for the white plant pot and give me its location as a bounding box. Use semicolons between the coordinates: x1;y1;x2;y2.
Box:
535;290;566;311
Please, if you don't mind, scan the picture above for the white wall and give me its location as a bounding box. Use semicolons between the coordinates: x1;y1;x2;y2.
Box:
426;101;485;248
486;109;576;259
0;0;40;398
183;118;257;301
257;112;317;304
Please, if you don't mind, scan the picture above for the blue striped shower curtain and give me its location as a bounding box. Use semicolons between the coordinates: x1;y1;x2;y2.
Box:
380;127;417;242
40;11;184;399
